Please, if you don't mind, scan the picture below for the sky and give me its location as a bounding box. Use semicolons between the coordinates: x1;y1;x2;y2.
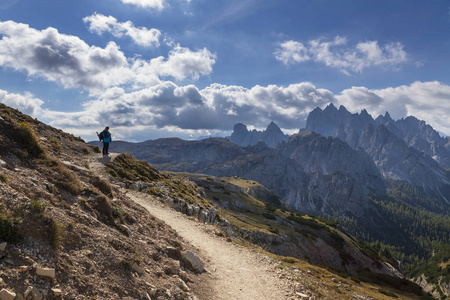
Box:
0;0;450;141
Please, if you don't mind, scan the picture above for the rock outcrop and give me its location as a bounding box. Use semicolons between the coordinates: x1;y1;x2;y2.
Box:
303;103;450;204
228;122;289;147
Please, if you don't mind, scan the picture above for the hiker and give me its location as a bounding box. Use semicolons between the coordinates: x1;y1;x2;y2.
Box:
98;126;112;156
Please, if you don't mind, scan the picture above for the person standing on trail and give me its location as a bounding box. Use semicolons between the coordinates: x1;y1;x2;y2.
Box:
98;126;112;156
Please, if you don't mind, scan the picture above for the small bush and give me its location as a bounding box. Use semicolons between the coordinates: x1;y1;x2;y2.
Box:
91;176;113;197
262;212;276;220
112;205;122;219
30;199;47;213
16;122;45;159
0;174;7;183
49;220;62;249
122;260;133;270
282;257;297;264
378;288;398;298
92;195;115;226
0;216;20;243
49;138;60;145
93;146;101;153
268;227;279;234
106;153;160;182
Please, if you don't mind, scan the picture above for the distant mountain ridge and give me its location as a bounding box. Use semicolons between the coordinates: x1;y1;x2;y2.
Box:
227;121;289;147
304;103;450;204
304;103;450;169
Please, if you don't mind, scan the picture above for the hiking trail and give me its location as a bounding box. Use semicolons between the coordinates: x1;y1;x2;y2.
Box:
90;153;299;300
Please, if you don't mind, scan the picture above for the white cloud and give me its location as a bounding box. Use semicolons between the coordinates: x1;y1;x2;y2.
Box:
275;36;408;74
335;81;450;135
44;81;335;141
83;13;161;47
274;40;309;64
0;89;44;117
140;45;216;81
121;0;165;10
4;79;449;142
0;20;133;92
0;20;215;94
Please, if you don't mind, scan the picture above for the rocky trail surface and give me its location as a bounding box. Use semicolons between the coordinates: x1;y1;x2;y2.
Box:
91;154;305;300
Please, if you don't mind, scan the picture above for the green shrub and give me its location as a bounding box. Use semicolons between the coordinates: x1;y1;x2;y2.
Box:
91;176;113;197
112;205;122;219
30;199;47;213
378;288;398;298
288;215;327;230
0;174;7;183
92;146;101;153
106;153;160;182
268;227;279;234
16;122;45;159
49;220;62;249
262;212;276;220
0;216;20;243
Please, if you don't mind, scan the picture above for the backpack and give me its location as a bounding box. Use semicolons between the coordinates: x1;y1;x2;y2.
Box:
97;131;104;141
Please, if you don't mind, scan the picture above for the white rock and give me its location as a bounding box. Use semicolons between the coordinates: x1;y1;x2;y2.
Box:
0;289;16;300
184;251;204;273
36;267;56;278
0;242;6;252
0;159;6;166
51;288;62;296
120;224;132;237
24;286;33;298
178;278;190;292
295;292;310;300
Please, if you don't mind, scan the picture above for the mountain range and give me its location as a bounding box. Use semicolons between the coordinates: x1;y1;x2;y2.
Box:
92;104;450;297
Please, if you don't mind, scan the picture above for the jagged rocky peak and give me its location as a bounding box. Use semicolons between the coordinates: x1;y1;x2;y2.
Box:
375;111;394;125
304;103;373;137
228;121;289;148
233;122;249;134
266;121;282;134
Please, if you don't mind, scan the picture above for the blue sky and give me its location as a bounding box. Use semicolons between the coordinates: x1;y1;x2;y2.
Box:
1;0;450;141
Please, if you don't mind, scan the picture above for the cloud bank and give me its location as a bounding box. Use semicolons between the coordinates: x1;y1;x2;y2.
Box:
0;20;216;94
275;36;408;75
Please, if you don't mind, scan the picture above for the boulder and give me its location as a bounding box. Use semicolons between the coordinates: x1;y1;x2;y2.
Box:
0;289;16;300
0;242;6;252
36;267;56;278
184;251;204;273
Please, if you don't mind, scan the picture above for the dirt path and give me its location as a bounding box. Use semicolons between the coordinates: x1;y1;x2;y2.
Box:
90;153;296;300
128;191;292;300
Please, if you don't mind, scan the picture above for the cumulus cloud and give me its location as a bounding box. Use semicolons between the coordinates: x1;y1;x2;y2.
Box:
137;45;217;81
121;0;165;9
83;13;161;47
0;20;215;94
0;20;132;92
335;81;450;134
44;81;335;141
5;78;449;142
275;36;408;74
0;89;44;117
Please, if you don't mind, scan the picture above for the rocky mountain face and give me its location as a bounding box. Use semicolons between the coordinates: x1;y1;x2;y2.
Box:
304;103;450;204
227;122;289;147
